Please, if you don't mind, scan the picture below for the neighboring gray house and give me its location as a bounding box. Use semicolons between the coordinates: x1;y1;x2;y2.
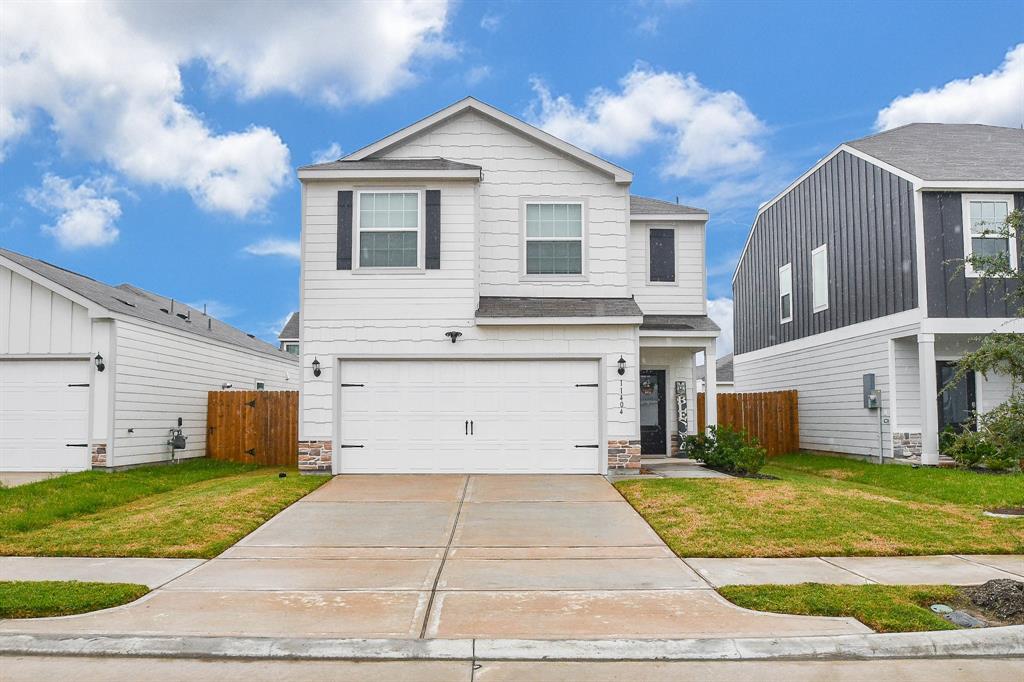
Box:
0;249;298;474
733;124;1023;465
278;312;299;355
696;353;734;394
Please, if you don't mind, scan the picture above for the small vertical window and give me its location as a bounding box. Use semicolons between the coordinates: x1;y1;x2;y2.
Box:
649;228;675;282
779;263;793;323
811;244;828;312
961;194;1016;276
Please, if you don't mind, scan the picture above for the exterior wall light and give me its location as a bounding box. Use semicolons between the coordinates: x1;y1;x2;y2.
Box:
312;357;322;377
617;355;626;376
445;331;463;344
95;353;105;372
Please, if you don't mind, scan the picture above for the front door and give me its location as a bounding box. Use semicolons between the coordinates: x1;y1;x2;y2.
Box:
640;370;666;455
937;361;977;433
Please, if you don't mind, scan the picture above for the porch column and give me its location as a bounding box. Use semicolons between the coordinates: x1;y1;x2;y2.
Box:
917;333;940;465
704;341;718;431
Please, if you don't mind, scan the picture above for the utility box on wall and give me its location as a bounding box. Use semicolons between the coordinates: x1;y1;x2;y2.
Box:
863;373;879;409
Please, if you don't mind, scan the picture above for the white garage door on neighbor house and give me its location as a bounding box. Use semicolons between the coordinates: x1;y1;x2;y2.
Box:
337;358;601;473
0;359;91;472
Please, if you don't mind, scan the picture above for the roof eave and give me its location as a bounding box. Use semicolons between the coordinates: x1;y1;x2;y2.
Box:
630;212;709;221
297;168;483;181
475;315;644;326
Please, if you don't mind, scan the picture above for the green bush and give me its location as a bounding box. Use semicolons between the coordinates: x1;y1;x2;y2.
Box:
734;444;767;474
944;394;1023;472
685;425;767;475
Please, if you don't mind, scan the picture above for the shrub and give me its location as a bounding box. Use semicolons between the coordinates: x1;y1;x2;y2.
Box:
944;395;1023;472
687;425;767;475
734;444;767;474
944;430;992;469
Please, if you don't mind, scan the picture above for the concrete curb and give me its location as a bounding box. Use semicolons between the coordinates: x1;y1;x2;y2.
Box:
1;626;1022;661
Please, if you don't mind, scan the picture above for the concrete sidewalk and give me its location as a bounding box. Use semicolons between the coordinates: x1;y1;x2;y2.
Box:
0;557;204;588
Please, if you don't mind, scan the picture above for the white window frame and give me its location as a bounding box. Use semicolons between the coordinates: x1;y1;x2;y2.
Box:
811;243;829;313
779;262;793;324
521;199;587;280
646;225;678;286
283;342;299;355
961;193;1017;278
354;189;425;271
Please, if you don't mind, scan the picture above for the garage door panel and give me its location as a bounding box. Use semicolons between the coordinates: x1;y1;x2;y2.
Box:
339;359;600;474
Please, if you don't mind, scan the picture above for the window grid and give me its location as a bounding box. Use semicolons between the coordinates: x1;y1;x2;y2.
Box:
525;202;584;275
357;191;420;268
962;195;1016;277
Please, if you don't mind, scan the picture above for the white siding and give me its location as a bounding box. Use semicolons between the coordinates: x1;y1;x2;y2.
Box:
892;335;921;432
0;265;92;355
734;321;920;457
377;110;630;297
629;222;706;315
112;319;297;467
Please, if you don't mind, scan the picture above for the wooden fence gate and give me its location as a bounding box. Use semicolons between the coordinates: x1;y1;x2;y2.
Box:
207;390;298;466
697;390;799;457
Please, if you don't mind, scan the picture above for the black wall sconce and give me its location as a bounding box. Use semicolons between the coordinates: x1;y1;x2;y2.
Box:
94;353;105;372
617;355;626;376
444;331;462;344
312;357;322;377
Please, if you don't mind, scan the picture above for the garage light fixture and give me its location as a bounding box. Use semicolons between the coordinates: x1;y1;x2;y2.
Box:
312;357;322;377
94;353;105;372
617;356;626;376
444;331;462;344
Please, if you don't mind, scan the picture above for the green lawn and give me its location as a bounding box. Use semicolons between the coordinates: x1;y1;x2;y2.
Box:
718;583;961;633
0;581;150;619
615;454;1024;557
0;460;326;558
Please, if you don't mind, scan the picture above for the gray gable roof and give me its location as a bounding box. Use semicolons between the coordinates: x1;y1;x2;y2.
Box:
696;353;734;383
278;312;299;340
298;157;482;171
1;248;294;361
476;296;643;318
846;123;1024;181
630;195;706;216
640;315;720;332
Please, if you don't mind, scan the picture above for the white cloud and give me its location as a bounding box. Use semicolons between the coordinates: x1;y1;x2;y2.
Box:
186;300;238;320
243;238;301;259
876;43;1024;130
25;174;121;248
706;298;734;357
635;16;660;35
311;143;343;164
480;13;502;32
465;65;492;87
528;65;766;178
1;1;454;216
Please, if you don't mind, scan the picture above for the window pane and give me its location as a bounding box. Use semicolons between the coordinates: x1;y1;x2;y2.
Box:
781;293;792;320
970;201;1008;235
360;192;418;229
526;203;583;238
812;248;828;310
649;228;675;282
971;237;1009;259
359;231;418;267
526;240;582;274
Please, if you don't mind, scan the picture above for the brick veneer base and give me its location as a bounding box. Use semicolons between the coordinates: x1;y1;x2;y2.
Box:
892;431;922;459
298;440;333;473
91;442;107;468
608;439;642;469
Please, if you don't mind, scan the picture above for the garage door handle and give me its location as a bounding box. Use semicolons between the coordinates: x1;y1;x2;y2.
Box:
465;420;469;435
66;443;89;447
575;383;598;387
575;444;599;448
67;383;90;387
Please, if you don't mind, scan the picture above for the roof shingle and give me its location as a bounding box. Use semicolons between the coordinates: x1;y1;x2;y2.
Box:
629;195;706;216
476;296;643;318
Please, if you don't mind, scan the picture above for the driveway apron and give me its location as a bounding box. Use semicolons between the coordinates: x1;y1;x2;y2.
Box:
0;474;868;639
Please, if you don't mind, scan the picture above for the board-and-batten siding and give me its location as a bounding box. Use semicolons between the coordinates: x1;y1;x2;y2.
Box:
0;265;92;355
628;222;706;316
923;191;1024;318
112;319;296;466
733;151;917;355
373;109;631;298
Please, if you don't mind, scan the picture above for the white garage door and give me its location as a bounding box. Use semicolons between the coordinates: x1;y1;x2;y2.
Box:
0;359;91;472
338;359;601;473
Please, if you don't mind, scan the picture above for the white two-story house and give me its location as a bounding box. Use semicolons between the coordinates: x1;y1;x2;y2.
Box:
295;98;719;475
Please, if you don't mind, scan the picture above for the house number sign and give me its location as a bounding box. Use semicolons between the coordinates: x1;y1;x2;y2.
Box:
675;380;688;435
619;377;625;414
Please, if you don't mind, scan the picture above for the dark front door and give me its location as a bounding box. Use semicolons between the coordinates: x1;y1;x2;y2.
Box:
640;370;666;455
937;361;977;433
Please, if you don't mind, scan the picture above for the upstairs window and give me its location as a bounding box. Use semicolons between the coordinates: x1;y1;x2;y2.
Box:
649;228;676;283
779;263;793;324
962;194;1016;276
525;202;583;275
284;343;299;355
357;191;420;268
811;244;828;312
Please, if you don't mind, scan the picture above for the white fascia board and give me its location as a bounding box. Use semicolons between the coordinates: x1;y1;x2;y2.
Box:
919;181;1024;191
629;213;709;222
297;169;481;181
921;317;1024;335
343;97;633;184
475;316;644;326
639;329;720;339
0;254;109;317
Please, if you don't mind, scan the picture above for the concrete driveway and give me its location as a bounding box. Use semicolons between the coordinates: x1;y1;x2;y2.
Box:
0;475;868;640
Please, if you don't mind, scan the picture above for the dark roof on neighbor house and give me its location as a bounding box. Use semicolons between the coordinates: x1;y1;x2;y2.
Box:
629;195;706;216
845;123;1024;182
476;296;643;318
298;157;482;172
0;248;294;361
640;315;721;332
696;353;734;383
278;312;299;340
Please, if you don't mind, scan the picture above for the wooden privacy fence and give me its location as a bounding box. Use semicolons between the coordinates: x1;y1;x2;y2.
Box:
207;390;298;466
697;390;799;457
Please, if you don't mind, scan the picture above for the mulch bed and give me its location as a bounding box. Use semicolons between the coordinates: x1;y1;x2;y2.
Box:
961;579;1024;623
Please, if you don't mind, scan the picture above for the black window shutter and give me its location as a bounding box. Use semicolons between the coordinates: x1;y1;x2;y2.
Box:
425;189;441;270
337;190;353;270
649;228;675;282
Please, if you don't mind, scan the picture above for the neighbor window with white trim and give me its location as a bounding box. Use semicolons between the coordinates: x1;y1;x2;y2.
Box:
779;263;793;323
961;194;1016;276
357;191;420;268
525;202;583;275
811;244;828;312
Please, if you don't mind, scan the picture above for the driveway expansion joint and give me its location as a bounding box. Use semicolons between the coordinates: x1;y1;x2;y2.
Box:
419;475;471;638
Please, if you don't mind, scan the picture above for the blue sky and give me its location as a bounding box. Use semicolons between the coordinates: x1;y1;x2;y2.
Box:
2;0;1022;352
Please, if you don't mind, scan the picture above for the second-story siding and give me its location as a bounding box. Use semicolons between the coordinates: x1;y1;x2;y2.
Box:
374;110;630;298
734;150;917;354
628;221;706;315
